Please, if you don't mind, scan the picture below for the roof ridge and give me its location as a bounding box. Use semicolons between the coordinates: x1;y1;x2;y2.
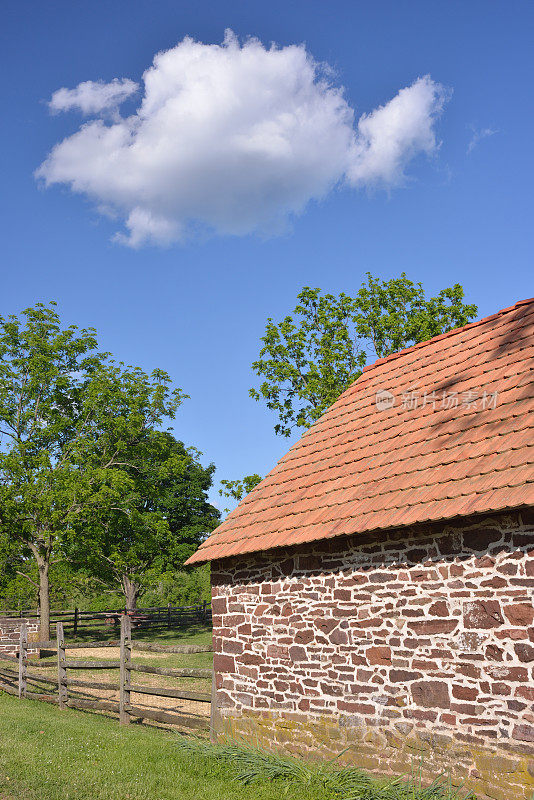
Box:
360;296;534;376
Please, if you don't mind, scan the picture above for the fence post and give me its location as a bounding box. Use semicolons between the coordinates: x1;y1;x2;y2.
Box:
57;622;67;709
202;600;207;623
73;607;79;637
210;671;222;742
167;602;172;629
119;614;131;725
18;623;27;699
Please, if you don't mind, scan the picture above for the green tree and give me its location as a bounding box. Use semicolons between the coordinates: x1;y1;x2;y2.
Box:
0;303;105;637
250;273;477;436
0;303;187;637
219;474;263;503
67;428;219;609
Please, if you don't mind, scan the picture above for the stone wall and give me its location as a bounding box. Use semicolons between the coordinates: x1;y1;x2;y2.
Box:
0;618;41;658
211;510;534;800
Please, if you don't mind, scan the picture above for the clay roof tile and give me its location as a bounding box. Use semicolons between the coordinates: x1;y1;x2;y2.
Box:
187;298;534;564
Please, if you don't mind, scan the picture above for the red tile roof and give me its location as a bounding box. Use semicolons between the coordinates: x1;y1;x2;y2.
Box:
187;298;534;564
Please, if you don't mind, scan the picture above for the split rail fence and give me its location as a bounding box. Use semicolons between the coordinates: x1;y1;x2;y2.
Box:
0;603;211;635
0;618;213;732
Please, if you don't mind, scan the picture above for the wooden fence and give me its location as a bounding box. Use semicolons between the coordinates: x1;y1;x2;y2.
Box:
0;618;213;732
0;603;211;635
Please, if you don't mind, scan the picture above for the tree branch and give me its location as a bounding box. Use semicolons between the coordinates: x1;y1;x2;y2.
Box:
16;570;39;589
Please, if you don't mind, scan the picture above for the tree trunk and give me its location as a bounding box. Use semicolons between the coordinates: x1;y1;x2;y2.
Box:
121;575;140;612
38;559;51;642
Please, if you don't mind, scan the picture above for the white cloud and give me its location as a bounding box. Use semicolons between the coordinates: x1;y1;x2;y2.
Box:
467;125;498;154
349;77;449;186
48;78;139;115
37;31;449;247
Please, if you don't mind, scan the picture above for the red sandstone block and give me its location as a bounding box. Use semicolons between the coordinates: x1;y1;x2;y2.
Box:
508;699;527;712
486;666;529;681
238;665;259;679
211;598;227;615
428;600;449;617
408;619;458;635
266;644;289;659
412;659;439;670
338;700;375;714
223;614;245;626
406;708;438;722
237;624;252;636
429;648;454;659
455;663;481;679
214;653;236;674
485;644;504;660
463;599;504;629
450;703;479;716
389;669;422;683
514;642;534;662
273;680;289;692
294;629;314;644
353;617;383;628
491;682;512;696
314;617;338;634
349;683;374;694
240;652;262;666
516;686;534;701
289;645;307;662
481;576;507;588
366;646;391;665
498;563;518;576
504;603;534;626
460;717;500;727
512;724;534;742
333;589;352;601
452;685;478;701
223;640;244;655
342;575;368;586
411;681;450;709
463;528;503;551
494;627;528;640
329;628;348;645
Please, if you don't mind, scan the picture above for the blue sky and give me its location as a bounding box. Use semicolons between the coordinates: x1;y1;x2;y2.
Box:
1;1;533;508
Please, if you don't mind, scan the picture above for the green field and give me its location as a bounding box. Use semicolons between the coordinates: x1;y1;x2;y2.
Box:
0;692;476;800
48;619;214;648
0;693;327;800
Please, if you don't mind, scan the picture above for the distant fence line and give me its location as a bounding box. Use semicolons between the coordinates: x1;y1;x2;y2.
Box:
0;617;213;732
0;603;212;634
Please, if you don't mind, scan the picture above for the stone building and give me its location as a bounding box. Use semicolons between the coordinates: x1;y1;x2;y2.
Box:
186;298;534;800
0;618;40;658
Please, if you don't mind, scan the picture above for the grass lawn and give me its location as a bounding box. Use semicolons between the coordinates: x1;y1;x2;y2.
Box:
54;621;214;648
0;693;476;800
0;693;328;800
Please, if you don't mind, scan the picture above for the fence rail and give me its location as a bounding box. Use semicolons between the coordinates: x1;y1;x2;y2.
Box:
0;602;211;634
0;618;213;733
